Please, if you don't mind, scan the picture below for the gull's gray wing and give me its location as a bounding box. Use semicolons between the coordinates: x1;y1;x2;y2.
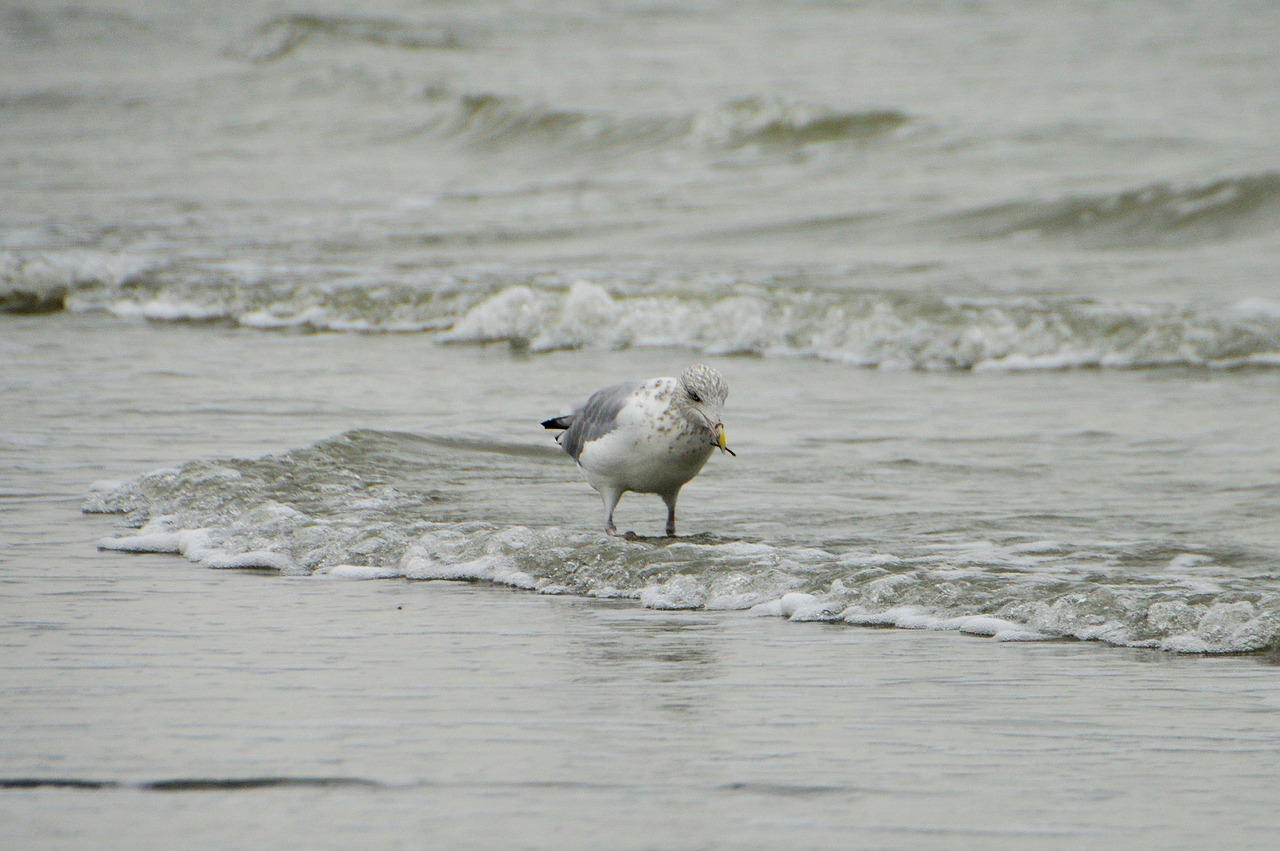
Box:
558;380;643;462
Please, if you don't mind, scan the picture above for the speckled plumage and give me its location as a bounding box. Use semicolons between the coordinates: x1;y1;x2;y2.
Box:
541;365;731;536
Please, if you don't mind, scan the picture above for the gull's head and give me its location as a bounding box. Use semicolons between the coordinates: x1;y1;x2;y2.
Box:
677;364;734;455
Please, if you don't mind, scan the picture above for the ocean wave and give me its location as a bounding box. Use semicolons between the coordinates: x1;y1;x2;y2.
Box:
0;250;155;314
230;14;465;63
423;91;908;156
47;270;1280;370
940;172;1280;248
438;281;1280;371
701;97;910;150
59;263;482;330
87;429;1280;654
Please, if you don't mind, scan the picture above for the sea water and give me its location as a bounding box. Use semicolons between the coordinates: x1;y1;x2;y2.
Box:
3;0;1280;846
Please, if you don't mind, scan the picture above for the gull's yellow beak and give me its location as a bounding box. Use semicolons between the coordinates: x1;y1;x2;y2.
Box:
714;423;736;456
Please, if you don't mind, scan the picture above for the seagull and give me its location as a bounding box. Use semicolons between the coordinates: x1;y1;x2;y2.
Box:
541;364;734;537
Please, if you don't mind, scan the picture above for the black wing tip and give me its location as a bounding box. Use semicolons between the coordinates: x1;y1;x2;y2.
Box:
541;415;572;430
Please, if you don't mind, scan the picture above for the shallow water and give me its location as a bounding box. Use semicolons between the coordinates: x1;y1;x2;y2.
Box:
4;0;1280;845
46;314;1279;654
6;575;1280;850
4;316;1280;848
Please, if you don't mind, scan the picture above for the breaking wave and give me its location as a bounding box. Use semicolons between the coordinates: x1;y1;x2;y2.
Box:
421;91;909;157
229;13;466;63
87;430;1280;654
436;282;1280;370
941;172;1280;248
25;267;1280;370
225;17;912;158
0;251;155;314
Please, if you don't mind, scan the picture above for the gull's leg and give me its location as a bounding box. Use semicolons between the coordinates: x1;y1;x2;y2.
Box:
662;491;679;537
602;487;624;536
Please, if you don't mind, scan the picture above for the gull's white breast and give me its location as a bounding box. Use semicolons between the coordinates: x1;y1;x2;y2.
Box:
576;379;714;496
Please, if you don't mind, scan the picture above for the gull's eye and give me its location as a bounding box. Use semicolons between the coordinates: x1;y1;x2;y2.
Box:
689;391;702;403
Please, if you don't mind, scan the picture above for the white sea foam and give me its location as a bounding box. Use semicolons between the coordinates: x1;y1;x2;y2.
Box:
95;497;1280;653
639;576;710;610
972;351;1100;372
1157;600;1276;654
320;565;405;580
98;528;190;554
2;250;153;309
202;550;295;570
749;592;820;618
88;479;132;495
1228;298;1280;320
108;298;230;322
88;431;1280;655
836;605;1050;641
1240;352;1280;366
98;517;297;572
240;307;328;330
37;260;1280;372
402;555;540;589
436;280;1280;372
400;527;540;589
944;615;1049;641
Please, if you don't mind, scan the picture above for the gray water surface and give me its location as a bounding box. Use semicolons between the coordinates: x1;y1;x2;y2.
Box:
4;0;1280;845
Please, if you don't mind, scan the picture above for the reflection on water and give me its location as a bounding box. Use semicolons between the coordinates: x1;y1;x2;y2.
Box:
569;605;722;689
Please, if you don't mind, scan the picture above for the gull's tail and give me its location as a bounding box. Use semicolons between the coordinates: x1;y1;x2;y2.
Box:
540;415;574;430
